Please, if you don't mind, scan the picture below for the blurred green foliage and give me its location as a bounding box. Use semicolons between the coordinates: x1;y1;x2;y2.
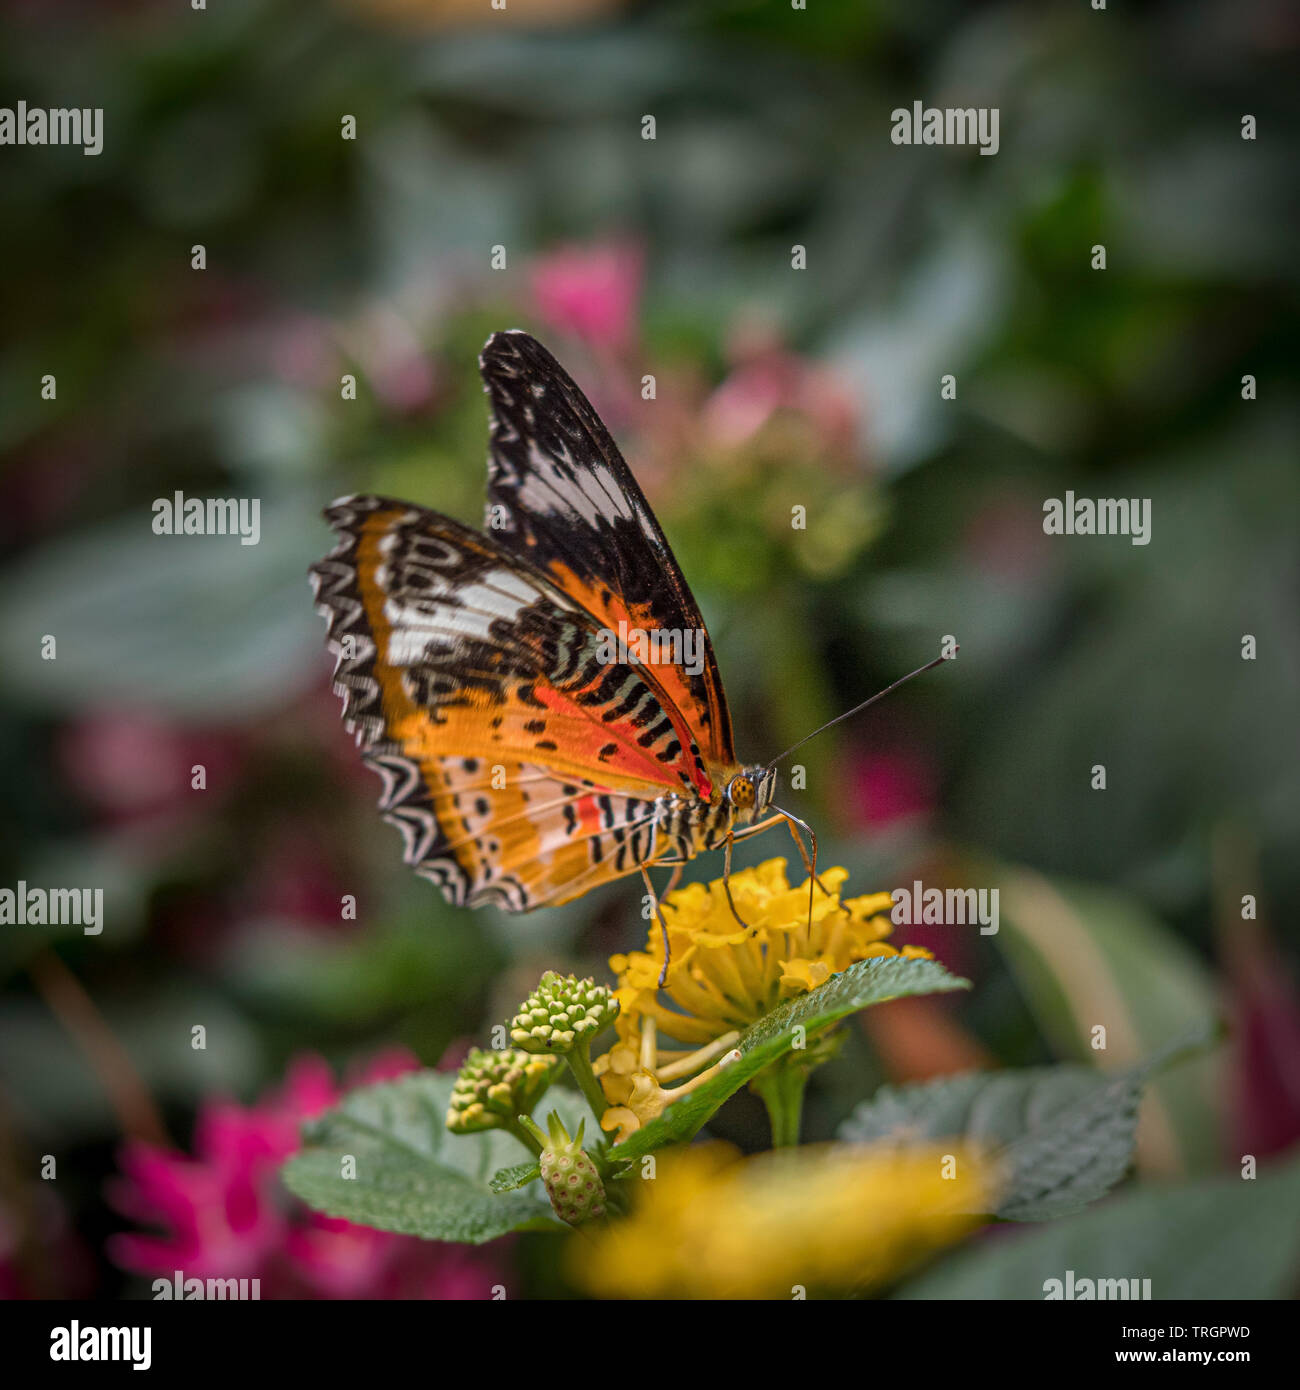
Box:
0;0;1296;1298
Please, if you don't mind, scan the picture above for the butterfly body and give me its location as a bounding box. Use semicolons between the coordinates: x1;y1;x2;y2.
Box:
311;331;787;915
635;762;779;865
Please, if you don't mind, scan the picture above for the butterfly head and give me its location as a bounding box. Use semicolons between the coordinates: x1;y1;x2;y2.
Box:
726;766;778;824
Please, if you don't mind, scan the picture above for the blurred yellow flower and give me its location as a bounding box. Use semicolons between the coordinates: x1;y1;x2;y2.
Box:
573;1141;995;1299
593;859;931;1141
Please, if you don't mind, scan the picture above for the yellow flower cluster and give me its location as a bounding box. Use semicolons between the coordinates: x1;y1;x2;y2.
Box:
574;1141;994;1299
593;859;932;1142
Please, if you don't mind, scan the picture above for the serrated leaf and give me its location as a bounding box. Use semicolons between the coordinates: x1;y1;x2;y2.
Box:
839;1020;1219;1221
490;1162;540;1194
608;954;968;1162
281;1072;582;1243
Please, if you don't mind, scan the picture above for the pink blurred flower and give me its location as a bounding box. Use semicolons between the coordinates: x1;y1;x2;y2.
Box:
107;1051;505;1299
245;826;353;931
267;311;340;392
531;241;642;352
435;1036;476;1075
845;748;935;831
1224;922;1300;1158
348;1046;428;1087
703;333;857;455
58;709;243;825
352;306;438;415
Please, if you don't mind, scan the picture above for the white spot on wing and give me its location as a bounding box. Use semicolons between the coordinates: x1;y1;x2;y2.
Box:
384;568;538;657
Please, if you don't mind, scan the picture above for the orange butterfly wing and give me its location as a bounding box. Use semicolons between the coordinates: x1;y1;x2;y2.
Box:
311;497;711;907
411;757;665;910
311;332;744;911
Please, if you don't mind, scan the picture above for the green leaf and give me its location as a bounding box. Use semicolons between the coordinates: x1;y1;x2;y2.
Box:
608;954;968;1162
988;865;1224;1175
489;1162;540;1194
840;1021;1218;1221
281;1072;583;1243
896;1149;1300;1300
0;503;322;719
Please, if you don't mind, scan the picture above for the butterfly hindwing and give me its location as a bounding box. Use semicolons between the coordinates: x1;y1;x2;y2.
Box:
389;756;666;910
479;329;736;768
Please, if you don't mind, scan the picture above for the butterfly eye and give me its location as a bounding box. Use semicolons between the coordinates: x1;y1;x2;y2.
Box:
729;776;755;809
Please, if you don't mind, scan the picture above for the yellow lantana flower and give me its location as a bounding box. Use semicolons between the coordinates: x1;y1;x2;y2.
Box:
573;1140;995;1299
593;859;932;1141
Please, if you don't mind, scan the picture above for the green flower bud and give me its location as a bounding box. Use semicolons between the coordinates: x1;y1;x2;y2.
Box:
446;1047;561;1134
509;971;619;1055
537;1112;607;1227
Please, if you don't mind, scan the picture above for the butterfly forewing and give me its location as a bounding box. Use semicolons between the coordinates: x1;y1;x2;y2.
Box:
480;330;736;771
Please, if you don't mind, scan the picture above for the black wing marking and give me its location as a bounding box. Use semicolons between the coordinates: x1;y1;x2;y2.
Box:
478;329;736;765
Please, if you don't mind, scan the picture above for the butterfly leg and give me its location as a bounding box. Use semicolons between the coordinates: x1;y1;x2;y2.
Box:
717;813;789;927
724;813;787;844
771;806;827;933
729;810;828;896
722;811;823;928
721;833;753;933
662;860;684;900
639;864;675;989
771;807;829;894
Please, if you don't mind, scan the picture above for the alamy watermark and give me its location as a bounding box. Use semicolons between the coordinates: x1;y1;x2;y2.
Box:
152;1270;261;1300
891;880;999;936
1044;1269;1151;1300
595;621;706;677
890;102;999;156
1043;493;1151;546
50;1323;150;1370
1;882;102;935
152;491;261;545
1;102;103;156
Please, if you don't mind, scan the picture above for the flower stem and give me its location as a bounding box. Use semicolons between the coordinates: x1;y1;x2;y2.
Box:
507;1115;545;1157
28;949;169;1147
755;1059;808;1148
565;1042;608;1122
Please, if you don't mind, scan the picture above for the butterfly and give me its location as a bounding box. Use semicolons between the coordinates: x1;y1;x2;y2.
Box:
310;331;944;959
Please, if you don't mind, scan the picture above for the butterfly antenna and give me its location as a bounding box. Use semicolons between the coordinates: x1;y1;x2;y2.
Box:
765;649;956;770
